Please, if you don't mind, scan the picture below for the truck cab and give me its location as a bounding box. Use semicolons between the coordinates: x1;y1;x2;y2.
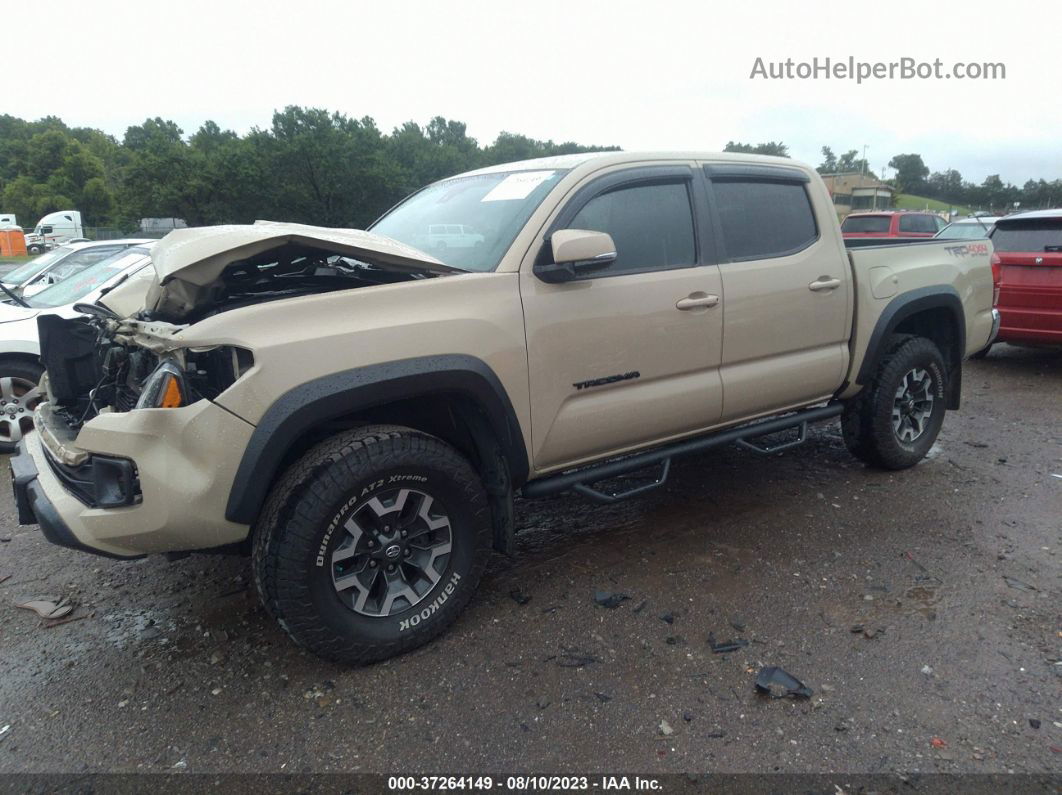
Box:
24;211;84;255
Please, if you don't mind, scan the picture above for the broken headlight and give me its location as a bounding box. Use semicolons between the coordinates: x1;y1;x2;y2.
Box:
135;361;187;409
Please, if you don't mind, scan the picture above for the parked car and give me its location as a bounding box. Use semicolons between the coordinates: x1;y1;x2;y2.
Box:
13;154;996;665
24;210;84;254
935;216;1002;240
422;223;485;251
974;209;1062;356
0;239;152;299
0;244;156;449
842;211;948;239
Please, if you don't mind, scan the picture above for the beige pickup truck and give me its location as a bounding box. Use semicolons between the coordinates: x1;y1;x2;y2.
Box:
12;152;998;664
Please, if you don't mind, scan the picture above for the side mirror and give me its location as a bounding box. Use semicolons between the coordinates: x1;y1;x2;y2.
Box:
534;229;617;284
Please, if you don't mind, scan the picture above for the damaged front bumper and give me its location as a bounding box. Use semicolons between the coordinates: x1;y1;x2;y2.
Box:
10;398;256;558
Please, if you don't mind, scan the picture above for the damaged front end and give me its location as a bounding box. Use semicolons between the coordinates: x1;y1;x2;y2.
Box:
37;221;453;432
38;310;253;432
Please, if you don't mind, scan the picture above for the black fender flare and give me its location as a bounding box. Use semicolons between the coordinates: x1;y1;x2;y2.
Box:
855;285;965;409
224;354;528;525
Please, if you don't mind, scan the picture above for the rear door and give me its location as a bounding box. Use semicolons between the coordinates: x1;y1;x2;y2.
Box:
990;216;1062;344
701;163;851;421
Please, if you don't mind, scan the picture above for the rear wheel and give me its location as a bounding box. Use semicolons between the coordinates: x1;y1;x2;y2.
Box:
842;335;948;470
0;361;44;452
252;425;492;665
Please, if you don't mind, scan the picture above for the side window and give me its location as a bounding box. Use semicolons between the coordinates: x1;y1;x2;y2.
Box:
567;181;695;274
712;180;817;260
899;214;936;234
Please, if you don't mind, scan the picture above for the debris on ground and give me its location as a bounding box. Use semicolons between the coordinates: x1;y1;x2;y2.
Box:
14;597;73;620
708;632;749;654
549;646;601;668
593;591;630;609
754;666;814;699
921;665;934;676
931;737;947;748
659;611;675;624
1003;576;1037;592
659;719;673;736
0;725;9;743
0;574;10;586
509;589;532;606
631;600;648;614
1029;719;1041;729
729;617;747;632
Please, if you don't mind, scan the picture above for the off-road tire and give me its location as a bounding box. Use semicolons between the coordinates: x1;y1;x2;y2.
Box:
841;334;948;470
252;425;492;665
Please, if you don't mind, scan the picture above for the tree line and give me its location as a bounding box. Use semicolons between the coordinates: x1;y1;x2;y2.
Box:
725;141;1061;213
0;109;619;230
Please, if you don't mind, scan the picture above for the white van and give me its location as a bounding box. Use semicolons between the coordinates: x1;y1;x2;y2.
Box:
24;210;84;254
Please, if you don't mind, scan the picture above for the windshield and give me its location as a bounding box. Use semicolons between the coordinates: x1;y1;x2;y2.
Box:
991;218;1062;252
842;215;891;234
1;246;72;285
370;169;569;271
25;249;148;308
937;222;992;239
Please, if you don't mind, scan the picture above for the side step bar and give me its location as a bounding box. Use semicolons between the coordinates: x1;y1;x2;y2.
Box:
520;403;844;503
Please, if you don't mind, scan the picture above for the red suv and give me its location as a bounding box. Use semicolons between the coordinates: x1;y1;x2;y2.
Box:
980;210;1062;353
841;211;948;239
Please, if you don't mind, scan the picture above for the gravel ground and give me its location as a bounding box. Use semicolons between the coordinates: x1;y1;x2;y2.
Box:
0;345;1058;776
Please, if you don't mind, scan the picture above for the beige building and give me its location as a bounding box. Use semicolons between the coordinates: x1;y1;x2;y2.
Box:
820;173;894;215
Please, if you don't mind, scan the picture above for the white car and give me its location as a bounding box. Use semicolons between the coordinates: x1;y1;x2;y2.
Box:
0;239;152;299
934;216;1002;240
424;223;485;251
0;243;157;449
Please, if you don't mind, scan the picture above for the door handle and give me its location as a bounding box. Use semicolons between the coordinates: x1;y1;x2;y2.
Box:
676;293;720;310
808;277;841;292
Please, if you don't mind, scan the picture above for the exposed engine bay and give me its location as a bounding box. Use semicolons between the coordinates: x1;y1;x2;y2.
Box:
39;243;444;431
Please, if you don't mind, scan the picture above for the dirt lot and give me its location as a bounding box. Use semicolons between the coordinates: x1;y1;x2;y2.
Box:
0;346;1058;776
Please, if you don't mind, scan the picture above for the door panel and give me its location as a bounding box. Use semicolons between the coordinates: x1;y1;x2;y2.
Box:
704;169;850;420
522;265;723;470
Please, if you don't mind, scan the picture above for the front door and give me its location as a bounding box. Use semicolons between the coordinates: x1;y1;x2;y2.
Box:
521;165;724;472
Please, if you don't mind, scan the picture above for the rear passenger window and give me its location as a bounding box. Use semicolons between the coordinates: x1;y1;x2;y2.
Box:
568;181;695;274
899;214;938;234
712;180;817;260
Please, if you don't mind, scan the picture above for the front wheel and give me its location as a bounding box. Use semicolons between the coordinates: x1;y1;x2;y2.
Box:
841;335;948;470
0;361;44;452
252;425;492;665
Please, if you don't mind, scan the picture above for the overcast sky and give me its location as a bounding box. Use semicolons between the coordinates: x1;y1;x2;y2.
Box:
7;0;1060;184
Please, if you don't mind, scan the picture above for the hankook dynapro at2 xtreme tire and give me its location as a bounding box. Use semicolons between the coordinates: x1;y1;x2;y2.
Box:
841;334;948;470
252;425;492;665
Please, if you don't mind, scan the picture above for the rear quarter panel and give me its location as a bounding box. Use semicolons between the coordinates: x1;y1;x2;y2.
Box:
842;240;994;396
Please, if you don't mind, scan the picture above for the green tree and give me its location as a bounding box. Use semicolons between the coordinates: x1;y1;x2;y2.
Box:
888;153;929;194
723;140;789;157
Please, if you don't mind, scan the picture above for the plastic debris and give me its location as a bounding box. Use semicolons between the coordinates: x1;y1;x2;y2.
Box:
593;591;630;609
931;737;947;748
755;666;814;699
15;598;73;620
709;632;749;654
659;719;673;736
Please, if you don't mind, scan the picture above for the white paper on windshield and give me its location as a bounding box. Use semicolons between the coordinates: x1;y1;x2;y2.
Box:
481;171;555;202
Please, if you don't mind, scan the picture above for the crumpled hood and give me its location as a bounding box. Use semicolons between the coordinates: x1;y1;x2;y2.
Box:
151;220;456;287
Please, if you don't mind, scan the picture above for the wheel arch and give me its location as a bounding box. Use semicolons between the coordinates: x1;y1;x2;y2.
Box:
856;286;965;410
225;355;528;541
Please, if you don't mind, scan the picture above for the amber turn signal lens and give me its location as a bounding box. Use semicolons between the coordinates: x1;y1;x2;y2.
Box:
159;374;184;408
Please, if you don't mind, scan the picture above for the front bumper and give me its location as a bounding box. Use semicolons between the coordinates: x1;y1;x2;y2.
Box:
11;399;256;558
11;437;139;559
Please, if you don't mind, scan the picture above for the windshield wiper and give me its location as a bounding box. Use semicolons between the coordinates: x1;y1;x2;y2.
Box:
97;273;129;299
0;282;29;308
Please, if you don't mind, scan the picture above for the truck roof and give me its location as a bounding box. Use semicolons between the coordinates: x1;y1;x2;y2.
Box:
455;151;805;178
